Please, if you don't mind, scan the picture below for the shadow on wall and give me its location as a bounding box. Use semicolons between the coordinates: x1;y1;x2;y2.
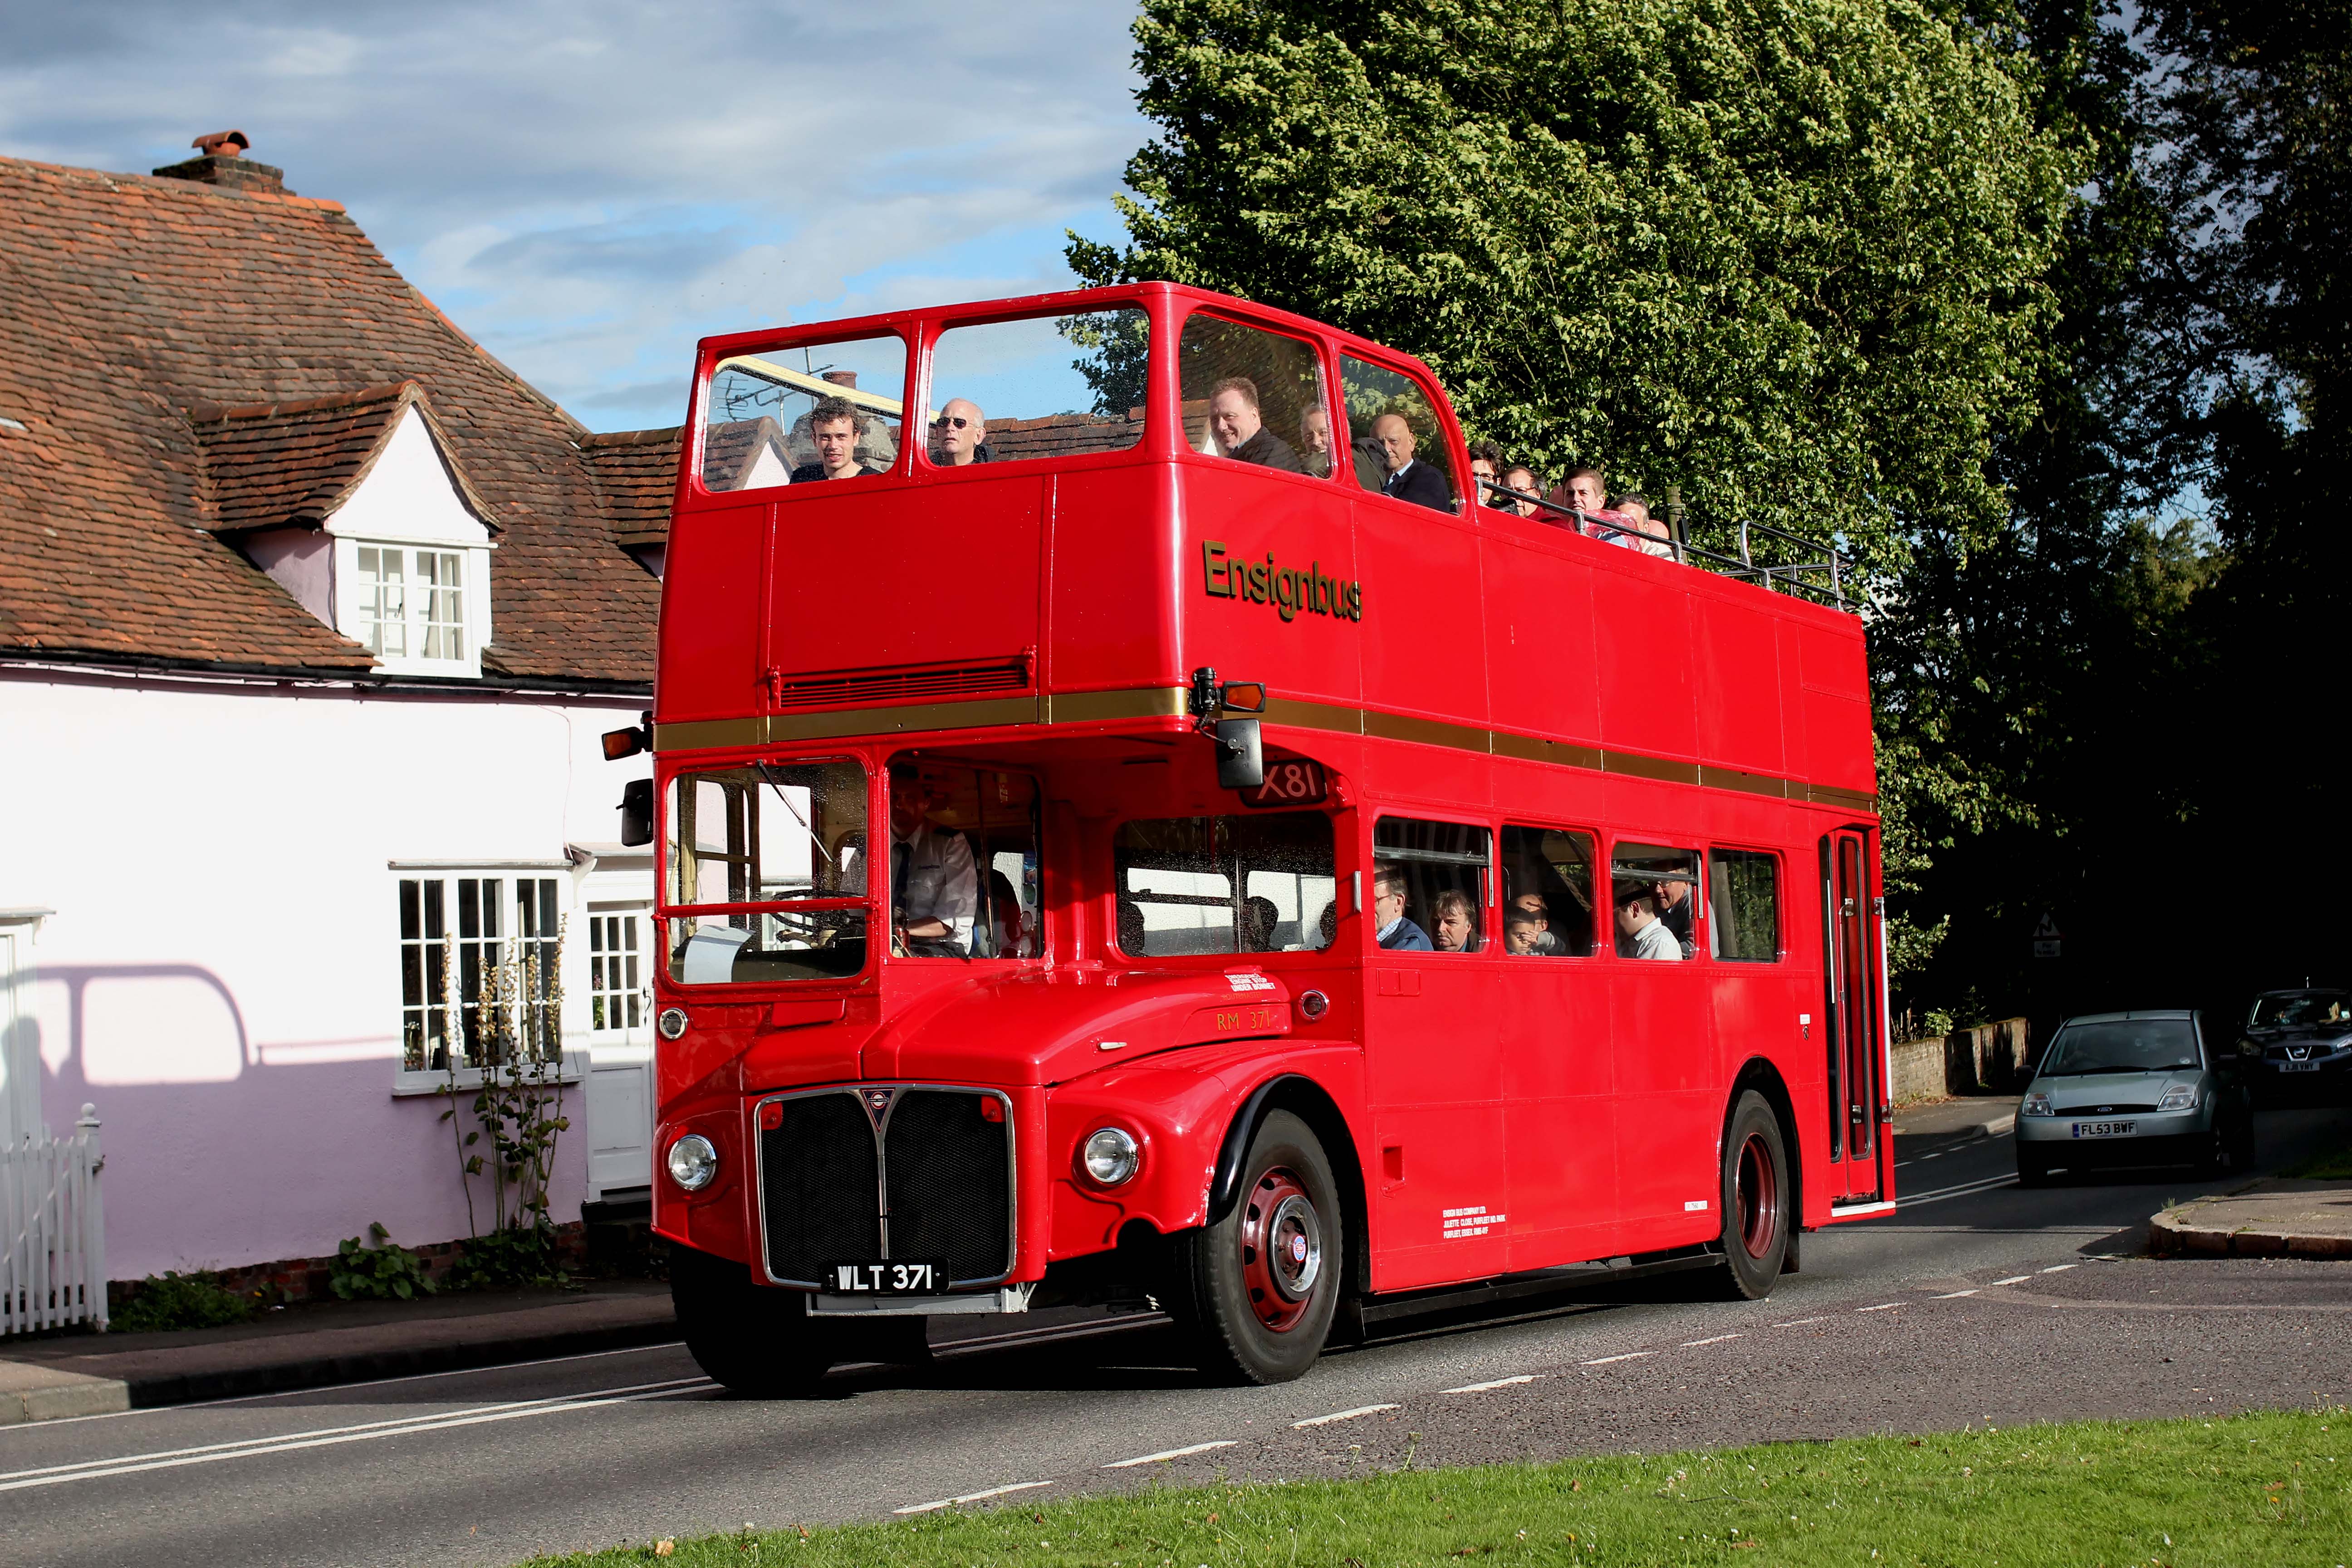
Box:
26;963;583;1282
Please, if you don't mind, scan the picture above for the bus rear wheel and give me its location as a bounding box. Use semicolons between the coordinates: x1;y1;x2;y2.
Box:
1714;1091;1791;1299
1171;1109;1342;1385
671;1244;836;1396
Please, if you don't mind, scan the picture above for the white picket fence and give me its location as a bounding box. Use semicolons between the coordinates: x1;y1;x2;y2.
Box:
1;1104;108;1335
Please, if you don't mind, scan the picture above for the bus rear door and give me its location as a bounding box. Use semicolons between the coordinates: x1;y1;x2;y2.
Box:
1824;828;1886;1202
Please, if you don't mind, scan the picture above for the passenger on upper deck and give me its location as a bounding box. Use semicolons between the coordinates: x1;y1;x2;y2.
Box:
1207;377;1304;473
1615;493;1673;559
1468;441;1504;508
1372;862;1434;951
1298;406;1336;479
1372;414;1452;512
1552;465;1608;525
791;397;887;482
931;398;993;466
1432;888;1482;953
1613;886;1682;962
884;763;976;957
1501;465;1542;519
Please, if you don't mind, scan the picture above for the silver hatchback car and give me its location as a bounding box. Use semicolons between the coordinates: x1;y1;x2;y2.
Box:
2015;1010;2256;1185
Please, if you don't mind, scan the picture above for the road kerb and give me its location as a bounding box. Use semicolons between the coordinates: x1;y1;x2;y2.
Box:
1;1361;131;1425
2148;1179;2352;1259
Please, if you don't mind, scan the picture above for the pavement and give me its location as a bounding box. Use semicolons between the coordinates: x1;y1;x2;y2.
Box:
0;1279;673;1425
2151;1176;2352;1257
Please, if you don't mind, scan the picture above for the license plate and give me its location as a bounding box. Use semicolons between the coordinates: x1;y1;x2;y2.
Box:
826;1259;946;1294
2281;1061;2319;1073
2071;1121;2135;1139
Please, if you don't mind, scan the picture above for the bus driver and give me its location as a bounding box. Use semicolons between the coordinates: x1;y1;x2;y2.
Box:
884;763;976;956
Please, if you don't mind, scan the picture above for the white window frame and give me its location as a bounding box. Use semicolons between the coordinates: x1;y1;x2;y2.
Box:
338;539;491;678
391;866;581;1098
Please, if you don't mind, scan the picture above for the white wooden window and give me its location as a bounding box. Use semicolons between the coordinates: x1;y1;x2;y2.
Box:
345;543;480;673
588;912;644;1032
355;545;408;659
416;549;466;661
398;875;562;1073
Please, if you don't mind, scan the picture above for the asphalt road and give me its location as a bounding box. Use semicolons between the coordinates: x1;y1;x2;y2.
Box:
6;1102;2348;1568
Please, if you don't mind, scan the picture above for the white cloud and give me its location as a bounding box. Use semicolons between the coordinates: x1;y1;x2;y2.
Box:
0;0;1148;430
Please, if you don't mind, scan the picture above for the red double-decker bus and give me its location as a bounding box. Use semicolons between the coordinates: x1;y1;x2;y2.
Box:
624;282;1892;1390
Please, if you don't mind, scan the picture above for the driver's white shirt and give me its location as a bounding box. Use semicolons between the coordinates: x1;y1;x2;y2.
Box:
889;821;976;952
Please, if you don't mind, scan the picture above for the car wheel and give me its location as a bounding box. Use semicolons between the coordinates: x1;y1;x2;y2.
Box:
1169;1109;1343;1385
1710;1091;1791;1300
671;1244;837;1396
2015;1150;2053;1187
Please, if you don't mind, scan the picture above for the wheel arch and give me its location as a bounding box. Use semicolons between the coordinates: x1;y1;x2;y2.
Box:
1726;1055;1803;1268
1207;1072;1371;1299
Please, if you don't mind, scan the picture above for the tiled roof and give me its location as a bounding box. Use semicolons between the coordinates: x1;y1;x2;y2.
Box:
578;426;681;553
0;154;655;685
192;382;498;536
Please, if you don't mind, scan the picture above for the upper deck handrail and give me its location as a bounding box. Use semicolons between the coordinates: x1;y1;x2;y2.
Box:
1478;479;1858;613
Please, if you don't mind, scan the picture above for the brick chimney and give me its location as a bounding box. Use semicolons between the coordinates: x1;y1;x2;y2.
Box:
152;130;294;196
821;371;858;390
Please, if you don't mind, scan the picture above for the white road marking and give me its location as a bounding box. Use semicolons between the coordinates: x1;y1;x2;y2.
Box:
2040;1264;2078;1273
1292;1404;1399;1428
0;1377;713;1494
1935;1289;1981;1298
1102;1441;1237;1469
1581;1352;1655;1366
895;1481;1054;1514
1681;1334;1743;1347
1857;1303;1901;1313
1444;1375;1538;1393
1896;1171;2019;1209
1992;1275;2033;1286
1773;1317;1828;1328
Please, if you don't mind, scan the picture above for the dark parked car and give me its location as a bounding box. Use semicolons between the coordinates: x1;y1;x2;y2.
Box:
2016;1010;2256;1184
2233;989;2352;1103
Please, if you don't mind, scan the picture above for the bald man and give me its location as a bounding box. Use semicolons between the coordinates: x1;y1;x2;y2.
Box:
1372;413;1453;512
930;397;992;466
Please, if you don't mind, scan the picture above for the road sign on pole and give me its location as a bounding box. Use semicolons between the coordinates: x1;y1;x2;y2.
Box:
2032;911;2062;960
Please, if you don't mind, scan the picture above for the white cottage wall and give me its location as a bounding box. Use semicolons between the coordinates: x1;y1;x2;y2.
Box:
1;669;652;1282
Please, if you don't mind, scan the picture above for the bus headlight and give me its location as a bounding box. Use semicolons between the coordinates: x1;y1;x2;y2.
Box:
666;1133;719;1192
1081;1127;1140;1186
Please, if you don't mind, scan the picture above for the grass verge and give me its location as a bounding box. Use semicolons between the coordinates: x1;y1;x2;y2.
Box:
2286;1142;2352;1180
529;1406;2348;1567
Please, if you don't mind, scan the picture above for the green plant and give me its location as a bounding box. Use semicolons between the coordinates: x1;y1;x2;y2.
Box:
328;1222;439;1301
112;1270;254;1333
436;921;574;1288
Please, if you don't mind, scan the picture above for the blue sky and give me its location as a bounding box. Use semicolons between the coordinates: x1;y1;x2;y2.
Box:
0;0;1149;431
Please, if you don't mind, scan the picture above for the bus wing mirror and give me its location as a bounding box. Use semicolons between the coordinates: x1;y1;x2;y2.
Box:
1215;719;1264;790
618;778;654;847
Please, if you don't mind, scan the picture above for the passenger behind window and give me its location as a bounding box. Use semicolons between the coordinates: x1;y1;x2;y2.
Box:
1501;466;1542;518
930;398;993;466
1208;377;1305;472
1505;888;1561;955
884;763;976;956
1467;441;1504;509
792;397;888;483
1503;907;1548;954
1298;406;1336;479
1613;885;1681;961
1243;895;1282;952
1431;888;1482;952
1650;866;1698;957
1372;861;1433;951
1372;414;1453;512
984;869;1023;957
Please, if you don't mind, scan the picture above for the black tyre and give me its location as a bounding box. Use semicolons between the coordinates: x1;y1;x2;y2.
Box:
1713;1091;1791;1299
1169;1109;1343;1385
671;1244;837;1396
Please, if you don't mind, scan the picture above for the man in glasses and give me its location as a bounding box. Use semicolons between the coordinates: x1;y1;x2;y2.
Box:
931;397;992;466
1501;464;1542;518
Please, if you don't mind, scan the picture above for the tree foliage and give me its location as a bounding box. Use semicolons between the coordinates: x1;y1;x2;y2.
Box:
1072;0;2080;572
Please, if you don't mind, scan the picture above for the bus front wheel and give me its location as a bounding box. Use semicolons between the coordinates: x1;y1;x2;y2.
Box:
671;1244;836;1396
1715;1091;1791;1299
1172;1109;1343;1385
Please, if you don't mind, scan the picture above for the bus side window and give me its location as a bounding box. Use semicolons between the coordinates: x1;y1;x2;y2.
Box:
1338;355;1458;511
1373;818;1492;954
1499;824;1598;957
1610;842;1701;961
1114;812;1336;957
1707;848;1781;962
701;333;907;492
926;309;1151;466
1176;313;1330;478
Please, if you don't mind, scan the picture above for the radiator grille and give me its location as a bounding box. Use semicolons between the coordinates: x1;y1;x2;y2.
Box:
884;1091;1015;1284
769;657;1031;713
756;1087;1015;1289
759;1093;881;1286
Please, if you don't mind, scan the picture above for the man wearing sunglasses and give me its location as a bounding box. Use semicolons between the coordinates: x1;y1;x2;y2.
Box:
931;397;993;466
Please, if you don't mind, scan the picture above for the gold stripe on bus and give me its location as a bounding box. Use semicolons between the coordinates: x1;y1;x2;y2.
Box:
1041;687;1190;724
652;685;1877;813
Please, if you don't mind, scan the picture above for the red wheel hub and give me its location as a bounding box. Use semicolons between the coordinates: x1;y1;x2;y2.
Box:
1239;1166;1323;1332
1735;1132;1780;1260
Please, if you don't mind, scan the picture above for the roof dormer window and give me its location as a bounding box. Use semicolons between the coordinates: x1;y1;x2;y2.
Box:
353;544;470;664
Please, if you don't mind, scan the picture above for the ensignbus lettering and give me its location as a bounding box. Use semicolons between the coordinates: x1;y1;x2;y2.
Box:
1201;539;1364;624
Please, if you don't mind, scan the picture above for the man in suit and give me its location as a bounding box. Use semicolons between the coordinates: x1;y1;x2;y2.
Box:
1207;377;1304;472
1372;413;1453;512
